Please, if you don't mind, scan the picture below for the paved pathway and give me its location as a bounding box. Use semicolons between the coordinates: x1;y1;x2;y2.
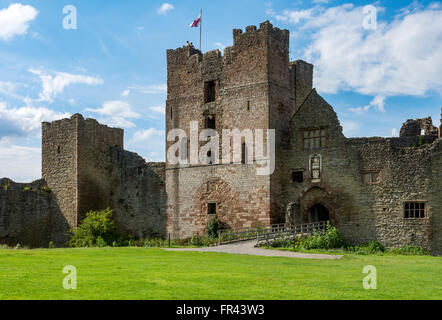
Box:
164;240;343;260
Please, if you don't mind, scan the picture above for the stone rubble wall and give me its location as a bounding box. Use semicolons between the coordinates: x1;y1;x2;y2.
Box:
0;178;69;247
284;89;441;254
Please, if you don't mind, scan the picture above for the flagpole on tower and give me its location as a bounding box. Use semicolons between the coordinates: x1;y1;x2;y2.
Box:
200;8;202;52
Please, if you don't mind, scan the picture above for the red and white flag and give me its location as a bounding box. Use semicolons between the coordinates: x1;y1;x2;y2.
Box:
190;14;201;28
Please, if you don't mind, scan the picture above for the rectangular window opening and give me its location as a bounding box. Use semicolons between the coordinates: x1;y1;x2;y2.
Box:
204;80;216;103
404;202;426;219
208;203;217;215
292;171;304;183
302;128;327;150
362;171;380;184
206;115;216;130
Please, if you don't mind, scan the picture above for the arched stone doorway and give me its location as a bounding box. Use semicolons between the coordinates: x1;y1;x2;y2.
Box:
308;204;329;223
292;186;340;227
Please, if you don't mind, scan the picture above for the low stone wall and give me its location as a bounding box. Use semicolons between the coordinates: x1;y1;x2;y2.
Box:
0;178;69;248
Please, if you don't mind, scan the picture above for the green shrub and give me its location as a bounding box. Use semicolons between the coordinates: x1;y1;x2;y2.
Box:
23;187;31;192
95;236;107;248
68;208;118;248
48;241;56;249
270;236;293;248
143;236;217;248
345;241;385;255
173;238;191;247
190;235;204;247
189;235;218;247
295;223;346;250
206;215;223;238
143;238;167;247
389;246;429;256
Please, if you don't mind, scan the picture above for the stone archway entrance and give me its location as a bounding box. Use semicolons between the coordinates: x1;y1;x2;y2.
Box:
308;204;329;223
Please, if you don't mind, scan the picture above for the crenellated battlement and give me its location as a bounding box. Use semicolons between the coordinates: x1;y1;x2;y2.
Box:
167;20;289;68
232;20;289;46
167;45;202;65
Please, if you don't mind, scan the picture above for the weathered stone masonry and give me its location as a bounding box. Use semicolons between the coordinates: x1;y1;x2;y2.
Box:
0;20;440;254
0;114;166;247
283;90;441;253
165;21;441;254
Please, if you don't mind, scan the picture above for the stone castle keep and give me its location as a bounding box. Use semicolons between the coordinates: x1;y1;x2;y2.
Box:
1;21;441;254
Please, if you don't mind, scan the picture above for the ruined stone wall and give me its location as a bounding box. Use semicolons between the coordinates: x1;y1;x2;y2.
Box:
284;90;441;253
290;60;314;112
110;148;167;238
0;178;68;247
75;116;166;238
76;116;123;223
42;115;79;229
282;90;377;244
429;141;442;254
42;114;166;242
349;138;435;251
400;117;438;137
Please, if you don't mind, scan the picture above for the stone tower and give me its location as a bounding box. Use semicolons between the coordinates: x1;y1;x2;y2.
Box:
165;21;313;238
42;114;123;228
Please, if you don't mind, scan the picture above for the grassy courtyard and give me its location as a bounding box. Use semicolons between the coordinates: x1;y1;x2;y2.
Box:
0;247;441;300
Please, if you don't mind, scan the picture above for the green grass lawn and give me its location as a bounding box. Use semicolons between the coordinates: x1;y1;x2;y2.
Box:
0;248;441;300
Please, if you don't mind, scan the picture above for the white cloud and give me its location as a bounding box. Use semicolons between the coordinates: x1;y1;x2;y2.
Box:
0;81;25;102
0;81;18;92
29;69;103;103
121;89;130;97
0;140;40;182
270;4;442;111
0;3;38;41
392;128;399;137
158;3;174;15
130;128;164;144
349;95;386;114
341;120;360;137
278;8;315;23
127;128;165;163
85;100;141;128
0;101;70;138
130;84;167;95
149;106;165;115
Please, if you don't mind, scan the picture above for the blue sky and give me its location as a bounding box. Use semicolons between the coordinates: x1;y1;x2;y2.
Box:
0;0;441;181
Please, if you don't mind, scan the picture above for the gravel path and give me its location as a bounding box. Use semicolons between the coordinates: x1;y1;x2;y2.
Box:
164;240;343;260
